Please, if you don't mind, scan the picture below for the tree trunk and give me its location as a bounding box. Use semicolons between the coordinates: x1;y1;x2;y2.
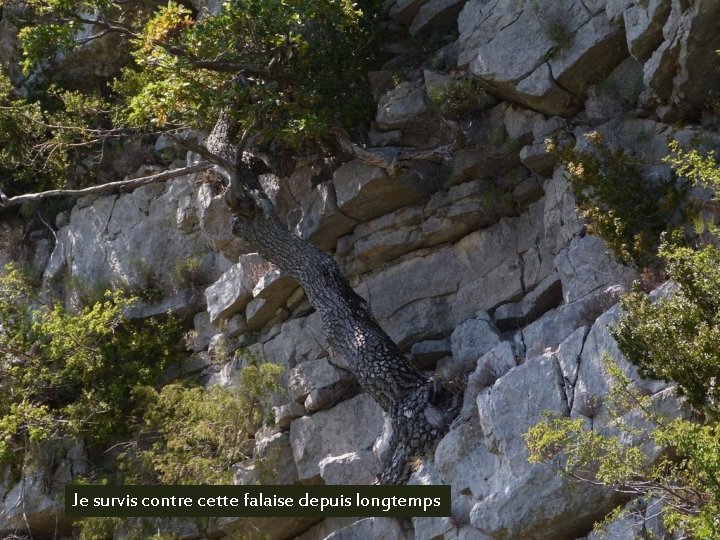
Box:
206;118;461;484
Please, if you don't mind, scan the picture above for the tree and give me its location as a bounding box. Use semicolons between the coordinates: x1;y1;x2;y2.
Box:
0;0;461;483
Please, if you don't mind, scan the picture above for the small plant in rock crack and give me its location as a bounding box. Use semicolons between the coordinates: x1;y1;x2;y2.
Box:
533;1;574;58
427;75;489;118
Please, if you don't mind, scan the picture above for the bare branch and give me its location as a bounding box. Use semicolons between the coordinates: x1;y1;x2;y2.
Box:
331;127;454;176
0;163;211;207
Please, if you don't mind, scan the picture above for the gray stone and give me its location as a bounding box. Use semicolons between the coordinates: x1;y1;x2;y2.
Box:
409;0;465;36
253;269;297;301
295;181;359;251
196;183;248;261
458;526;492;540
521;285;623;354
585;500;646;540
253;432;299;485
547;12;627;97
43;176;230;313
571;304;669;425
319;451;381;485
337;175;530;277
643;0;720;119
259;312;331;370
543;170;584;256
555;235;639;303
333;160;431;222
458;1;626;116
368;129;403;147
377;82;433;131
288;358;355;405
216;515;320;540
325;518;410;540
624;0;671;62
447;148;518;187
390;0;428;25
208;333;238;362
409;462;460;540
503;105;543;142
519;142;557;176
358;217;524;348
450;313;502;372
554;326;589;409
454;341;517;425
245;298;284;332
494;272;562;331
477;354;568;471
222;313;248;338
191;311;215;351
294;518;359;540
273;402;306;430
204;254;271;324
423;69;455;99
411;337;452;369
289;394;384;482
0;469;67;538
469;465;619;539
368;70;398;102
436;416;498;501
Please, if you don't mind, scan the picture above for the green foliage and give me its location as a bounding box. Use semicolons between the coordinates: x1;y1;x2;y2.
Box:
665;139;720;191
557;131;685;268
170;254;203;291
124;362;283;485
0;71;116;194
116;0;379;143
427;75;488;118
0;263;186;467
527;136;720;538
0;264;285;538
526;359;720;539
3;0;381;193
612;238;720;413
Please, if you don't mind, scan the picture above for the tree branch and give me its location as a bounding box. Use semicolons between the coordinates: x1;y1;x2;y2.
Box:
331;128;454;175
0;163;211;207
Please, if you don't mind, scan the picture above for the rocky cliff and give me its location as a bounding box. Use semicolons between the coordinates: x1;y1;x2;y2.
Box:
1;0;719;539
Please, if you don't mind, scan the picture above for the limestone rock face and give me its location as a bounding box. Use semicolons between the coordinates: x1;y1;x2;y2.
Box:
13;1;720;538
289;394;384;482
325;517;411;540
204;254;272;324
319;451;382;485
457;0;626;115
641;0;720;120
43;175;229;319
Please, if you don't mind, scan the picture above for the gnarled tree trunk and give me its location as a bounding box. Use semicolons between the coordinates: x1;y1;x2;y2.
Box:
204;115;461;484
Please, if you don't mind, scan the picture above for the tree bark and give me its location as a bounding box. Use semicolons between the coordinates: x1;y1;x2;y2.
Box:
203;117;461;484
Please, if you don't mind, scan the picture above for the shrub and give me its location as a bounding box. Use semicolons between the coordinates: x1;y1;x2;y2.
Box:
0;265;188;468
526;358;720;539
427;75;489;118
123;362;284;485
556;131;685;269
526;140;720;538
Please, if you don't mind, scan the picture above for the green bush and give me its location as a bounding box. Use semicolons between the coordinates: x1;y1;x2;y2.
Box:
123;363;284;485
427;75;489;118
556;131;685;269
613;238;720;412
526;358;720;539
526;140;720;538
0;264;186;467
